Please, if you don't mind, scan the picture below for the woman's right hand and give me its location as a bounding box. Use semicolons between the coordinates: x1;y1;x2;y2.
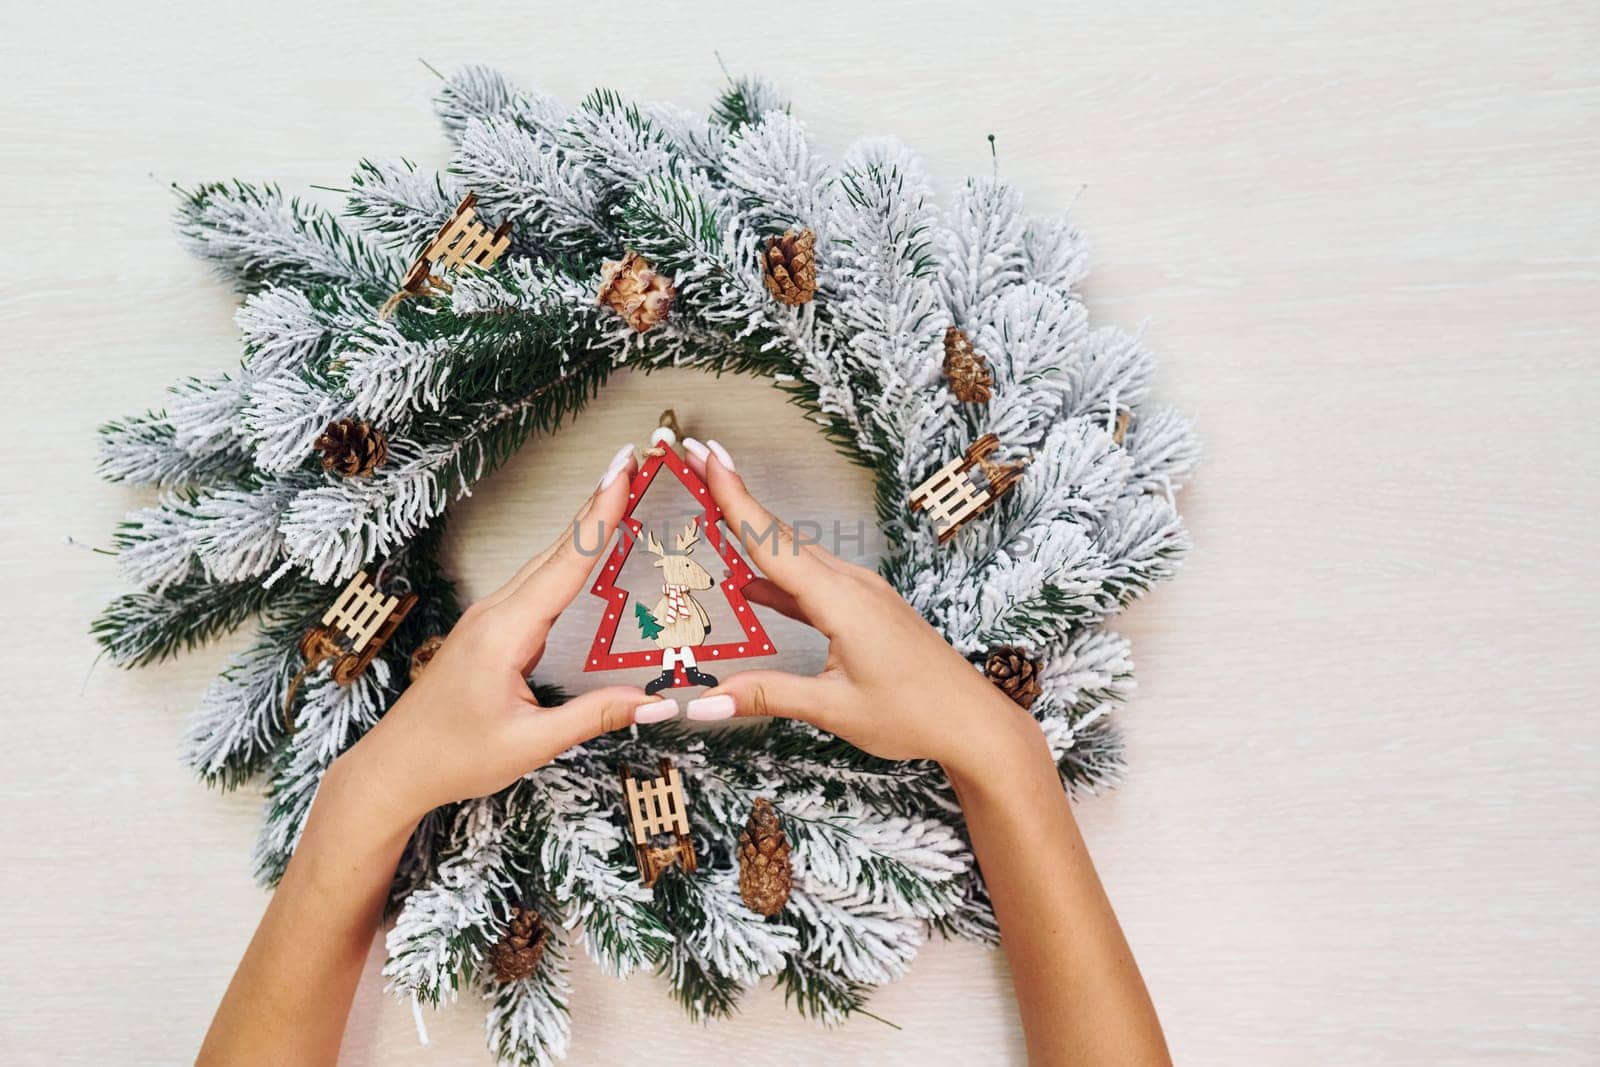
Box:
677;438;1049;779
680;442;1170;1067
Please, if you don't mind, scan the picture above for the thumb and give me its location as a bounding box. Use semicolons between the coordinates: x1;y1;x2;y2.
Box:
530;686;653;757
699;670;850;734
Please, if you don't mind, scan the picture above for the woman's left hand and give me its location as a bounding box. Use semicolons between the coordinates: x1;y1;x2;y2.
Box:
332;443;674;825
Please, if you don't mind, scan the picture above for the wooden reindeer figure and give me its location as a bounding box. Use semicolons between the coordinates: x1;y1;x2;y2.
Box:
641;520;718;694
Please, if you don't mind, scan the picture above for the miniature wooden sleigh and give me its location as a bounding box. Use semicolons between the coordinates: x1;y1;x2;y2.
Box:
620;758;697;888
299;569;418;684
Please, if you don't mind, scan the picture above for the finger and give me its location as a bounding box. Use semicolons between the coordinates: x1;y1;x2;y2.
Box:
527;685;656;756
688;670;850;734
698;440;837;595
693;438;857;578
682;436;710;482
477;491;596;610
509;448;635;624
479;445;637;610
742;577;813;626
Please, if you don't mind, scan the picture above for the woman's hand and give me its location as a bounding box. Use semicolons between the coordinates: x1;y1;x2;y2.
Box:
201;444;690;1067
332;444;676;826
676;438;1048;779
677;438;1170;1066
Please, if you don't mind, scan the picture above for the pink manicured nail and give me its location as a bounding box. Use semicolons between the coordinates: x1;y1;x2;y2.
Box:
598;444;635;489
706;440;736;472
686;694;735;721
682;437;710;464
633;698;679;724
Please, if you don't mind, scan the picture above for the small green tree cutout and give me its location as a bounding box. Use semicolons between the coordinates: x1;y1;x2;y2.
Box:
634;601;663;640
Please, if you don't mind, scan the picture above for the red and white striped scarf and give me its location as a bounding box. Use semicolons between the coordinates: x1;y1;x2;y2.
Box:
661;583;692;622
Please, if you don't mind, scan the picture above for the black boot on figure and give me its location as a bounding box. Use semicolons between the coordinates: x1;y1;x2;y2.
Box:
644;669;675;696
685;666;718;688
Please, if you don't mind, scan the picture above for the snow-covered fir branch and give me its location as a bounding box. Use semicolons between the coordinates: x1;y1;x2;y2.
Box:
175;181;396;294
96;412;250;488
183;579;327;788
514;765;669;978
113;495;199;592
1022;212;1091;294
940;178;1029;332
347;158;463;251
1122;405;1202;497
237;286;370;377
780;798;969;919
720;111;831;233
278;393;556;583
434;64;565;146
255;664;393;884
562;88;680;193
972;282;1090;450
386;798;522;1004
484;933;572;1067
710;75;789;133
826;138;958;490
93;574;277;667
453;116;611;256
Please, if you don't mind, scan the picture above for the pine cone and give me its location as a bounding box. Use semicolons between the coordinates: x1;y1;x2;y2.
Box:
737;797;792;917
408;635;445;683
489;907;548;983
314;418;388;477
762;228;817;305
983;646;1043;710
597;250;676;332
943;327;993;403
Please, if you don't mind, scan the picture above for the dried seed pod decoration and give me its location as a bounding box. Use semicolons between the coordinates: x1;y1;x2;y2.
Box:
983;646;1043;710
762;228;817;305
597;250;677;332
737;797;793;917
315;418;388;477
489;907;548;983
942;326;993;403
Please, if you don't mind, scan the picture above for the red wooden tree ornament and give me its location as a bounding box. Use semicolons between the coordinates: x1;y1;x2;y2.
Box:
585;443;776;690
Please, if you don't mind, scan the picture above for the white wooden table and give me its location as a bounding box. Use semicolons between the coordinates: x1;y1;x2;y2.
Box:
3;2;1596;1063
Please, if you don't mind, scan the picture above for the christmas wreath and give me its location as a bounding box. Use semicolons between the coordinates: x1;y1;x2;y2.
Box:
95;66;1199;1065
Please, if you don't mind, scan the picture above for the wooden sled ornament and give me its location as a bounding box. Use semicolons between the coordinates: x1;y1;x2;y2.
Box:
621;758;698;888
379;192;512;318
284;569;417;729
908;433;1027;543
